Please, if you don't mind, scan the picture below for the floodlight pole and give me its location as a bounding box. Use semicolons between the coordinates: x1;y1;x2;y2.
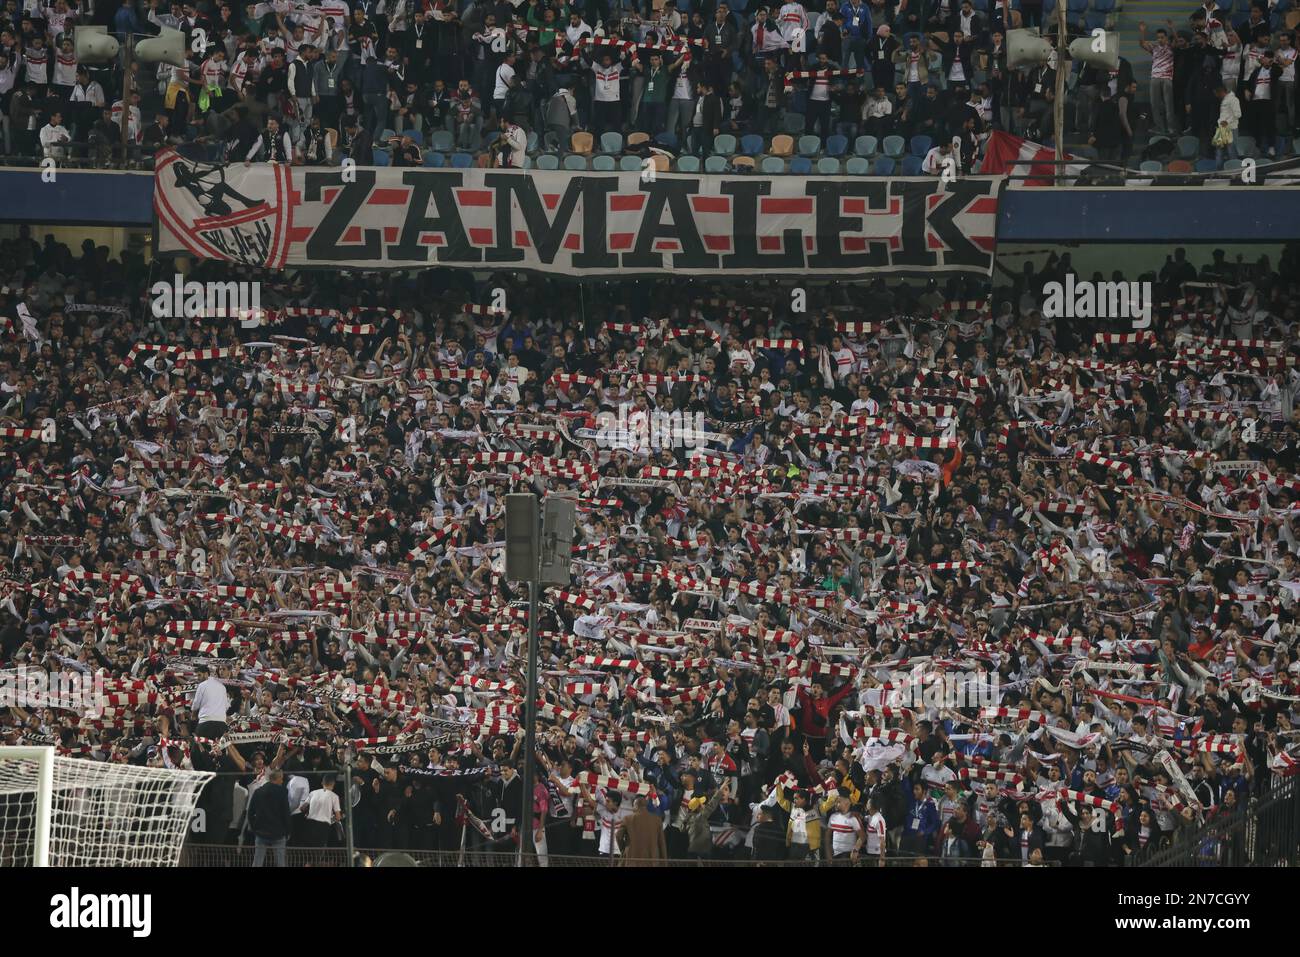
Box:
1053;1;1067;183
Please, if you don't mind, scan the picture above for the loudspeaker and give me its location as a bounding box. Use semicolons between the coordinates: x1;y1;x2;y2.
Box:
74;25;119;63
1068;31;1120;72
1006;28;1053;69
538;498;576;586
504;494;539;582
135;27;188;68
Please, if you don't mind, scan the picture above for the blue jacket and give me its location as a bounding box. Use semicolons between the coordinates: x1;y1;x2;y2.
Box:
904;794;939;836
840;1;872;40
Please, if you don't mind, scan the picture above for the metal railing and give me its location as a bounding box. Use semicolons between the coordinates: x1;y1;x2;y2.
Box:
1132;776;1300;868
177;843;1054;868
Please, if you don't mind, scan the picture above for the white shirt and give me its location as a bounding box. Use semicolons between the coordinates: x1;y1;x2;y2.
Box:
864;810;887;854
191;675;231;724
287;775;311;815
306;786;341;823
827;810;862;854
493;61;515;99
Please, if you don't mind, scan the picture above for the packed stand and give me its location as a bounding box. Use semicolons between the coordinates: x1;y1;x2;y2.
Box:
1;235;1300;864
1;0;1141;172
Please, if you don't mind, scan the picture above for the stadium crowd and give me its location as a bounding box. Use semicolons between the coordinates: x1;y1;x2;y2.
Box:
1;233;1300;865
0;0;1295;169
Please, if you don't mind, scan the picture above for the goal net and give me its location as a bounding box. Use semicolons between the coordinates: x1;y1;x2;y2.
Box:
0;747;214;867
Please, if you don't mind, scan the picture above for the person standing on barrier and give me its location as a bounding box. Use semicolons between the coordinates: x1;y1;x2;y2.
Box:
1139;22;1177;138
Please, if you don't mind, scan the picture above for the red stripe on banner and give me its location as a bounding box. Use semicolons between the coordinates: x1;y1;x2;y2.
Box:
367;189;408;205
543;194;560;210
610;232;634;250
468;228;493;245
564;233;580;250
286;227;313;244
926;231;944;249
804;236;815;249
419;234;445;245
343;226;362;244
692;196;730;214
759;236;782;251
969;197;998;215
843;237;867;251
610;194;646;212
457;189;493;207
654;240;680;251
761;198;813;215
843;199;867;214
973;235;996;251
383;227;398;244
703;235;730;250
514;230;530;248
927;193;945;210
322;187;340;204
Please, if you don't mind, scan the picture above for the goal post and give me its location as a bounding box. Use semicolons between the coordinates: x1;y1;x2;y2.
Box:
0;747;214;867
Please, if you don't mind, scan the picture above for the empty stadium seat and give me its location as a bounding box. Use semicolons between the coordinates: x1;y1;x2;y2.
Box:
429;130;454;152
371;149;391;167
1194;158;1220;173
619;154;643;172
1223;158;1243;172
731;155;756;170
901;155;924;175
910;135;932;158
816;157;840;174
825;134;848;157
1139;160;1163;173
761;155;786;173
535;153;560;170
713;133;737;155
600;131;623;153
422;151;444;167
797;134;821;156
1176;135;1200;160
1166;159;1193;174
677;155;702;172
626;131;650;147
450;152;473;168
782;112;806;134
770;134;795;157
526;130;538;153
1236;135;1257;157
740;134;764;155
592;154;616;170
854;135;878;157
790;156;813;174
882;135;906;159
873;156;896;175
571;131;594;155
705;155;728;173
563;153;587;170
845;156;871;174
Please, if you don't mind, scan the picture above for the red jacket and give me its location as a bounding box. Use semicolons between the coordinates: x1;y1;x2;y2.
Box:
795;682;855;738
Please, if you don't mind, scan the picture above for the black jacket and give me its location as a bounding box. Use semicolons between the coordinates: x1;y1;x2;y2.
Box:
751;820;788;860
247;781;292;839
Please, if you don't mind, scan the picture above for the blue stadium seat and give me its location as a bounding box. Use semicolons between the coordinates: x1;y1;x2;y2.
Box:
677;155;702;172
1235;134;1257;157
526;130;539;153
790;156;813;174
1067;0;1087;14
1084;11;1105;31
705;155;728;173
372;148;391;167
1177;135;1200;160
1092;0;1115;10
740;134;764;155
855;135;878;157
600;131;623;153
592;154;616;170
825;134;848;157
563;153;588;170
406;129;423;147
845;156;871;174
422;151;444;167
713;133;738;155
816;157;841;174
536;153;560;170
910;134;933;158
873;156;896;175
1139;160;1163;174
761;155;785;173
882;135;906;159
901;155;923;175
450;152;473;168
619;154;643;172
429;130;454;152
797;134;821;156
1194;158;1219;173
